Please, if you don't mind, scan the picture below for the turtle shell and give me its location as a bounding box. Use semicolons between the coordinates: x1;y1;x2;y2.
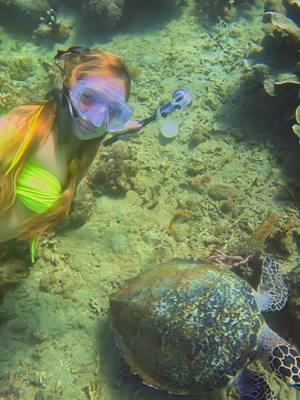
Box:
109;262;264;395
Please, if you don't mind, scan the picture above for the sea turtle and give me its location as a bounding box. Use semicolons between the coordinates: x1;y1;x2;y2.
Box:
109;256;300;399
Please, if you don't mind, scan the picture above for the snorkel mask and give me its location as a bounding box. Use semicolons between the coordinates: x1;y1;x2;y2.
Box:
68;77;132;133
54;46;132;141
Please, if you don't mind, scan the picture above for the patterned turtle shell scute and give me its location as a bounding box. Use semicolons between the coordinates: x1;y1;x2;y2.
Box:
109;262;265;395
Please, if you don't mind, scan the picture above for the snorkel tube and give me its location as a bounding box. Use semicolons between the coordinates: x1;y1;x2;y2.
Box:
103;87;192;146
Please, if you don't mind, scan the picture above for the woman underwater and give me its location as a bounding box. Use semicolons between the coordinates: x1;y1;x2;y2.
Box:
0;46;141;261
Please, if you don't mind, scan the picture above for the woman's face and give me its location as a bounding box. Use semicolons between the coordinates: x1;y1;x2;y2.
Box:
69;75;129;141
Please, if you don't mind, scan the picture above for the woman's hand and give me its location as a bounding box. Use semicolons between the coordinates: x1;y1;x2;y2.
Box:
122;119;142;132
102;119;143;146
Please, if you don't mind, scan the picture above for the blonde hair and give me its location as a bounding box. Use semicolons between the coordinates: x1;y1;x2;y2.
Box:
0;49;131;241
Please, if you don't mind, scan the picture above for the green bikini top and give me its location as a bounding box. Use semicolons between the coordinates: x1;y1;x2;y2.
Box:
16;161;63;214
15;161;63;263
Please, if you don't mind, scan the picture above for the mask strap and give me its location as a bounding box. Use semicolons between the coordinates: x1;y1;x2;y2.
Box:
54;46;91;73
53;47;91;143
54;46;91;103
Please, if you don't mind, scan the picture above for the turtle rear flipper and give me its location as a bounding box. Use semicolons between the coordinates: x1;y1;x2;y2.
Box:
232;368;276;399
255;256;288;312
258;324;300;390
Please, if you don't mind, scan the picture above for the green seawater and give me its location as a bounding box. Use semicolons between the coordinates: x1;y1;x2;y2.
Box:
0;1;300;399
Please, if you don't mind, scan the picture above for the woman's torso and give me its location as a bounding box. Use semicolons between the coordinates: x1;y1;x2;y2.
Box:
29;127;70;188
0;116;71;242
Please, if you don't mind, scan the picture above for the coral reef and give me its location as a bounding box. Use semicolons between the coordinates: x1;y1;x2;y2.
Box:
87;142;137;195
60;179;96;230
0;242;30;305
194;0;259;22
0;55;33;81
248;211;280;251
32;8;71;42
247;0;300;141
88;0;124;27
0;0;50;31
292;104;300;139
63;0;177;30
0;0;178;36
0;1;73;41
0;0;50;15
0;52;54;113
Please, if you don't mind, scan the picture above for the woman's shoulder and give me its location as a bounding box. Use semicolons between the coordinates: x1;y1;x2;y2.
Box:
0;113;16;129
0;110;30;136
0;113;19;143
0;104;49;131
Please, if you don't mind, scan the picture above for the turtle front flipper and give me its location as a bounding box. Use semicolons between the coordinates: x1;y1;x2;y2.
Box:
232;368;276;399
258;324;300;390
255;256;288;312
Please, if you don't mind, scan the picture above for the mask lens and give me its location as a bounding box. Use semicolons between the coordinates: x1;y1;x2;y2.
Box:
106;100;132;131
84;104;109;128
69;79;132;131
78;89;95;111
